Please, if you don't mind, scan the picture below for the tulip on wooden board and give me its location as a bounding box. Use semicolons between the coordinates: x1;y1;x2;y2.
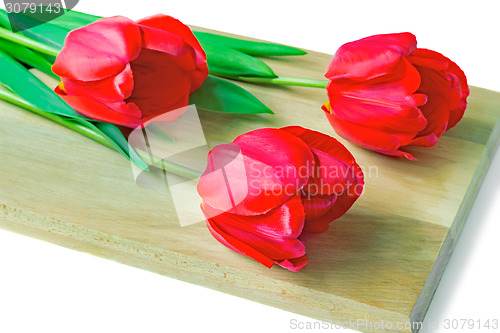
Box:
52;14;208;128
323;32;469;160
197;127;364;271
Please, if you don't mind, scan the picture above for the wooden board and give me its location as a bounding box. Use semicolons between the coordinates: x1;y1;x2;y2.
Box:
1;30;500;332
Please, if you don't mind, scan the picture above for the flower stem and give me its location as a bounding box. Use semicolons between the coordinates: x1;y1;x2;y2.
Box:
222;75;328;88
0;26;60;57
147;123;176;143
135;148;202;179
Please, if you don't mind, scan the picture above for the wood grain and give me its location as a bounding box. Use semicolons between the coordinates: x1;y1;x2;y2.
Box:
1;30;500;332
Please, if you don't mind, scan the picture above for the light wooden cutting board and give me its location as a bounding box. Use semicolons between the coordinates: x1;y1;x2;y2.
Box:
1;29;499;333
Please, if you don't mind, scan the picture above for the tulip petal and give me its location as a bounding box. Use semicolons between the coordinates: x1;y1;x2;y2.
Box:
281;126;364;231
445;65;469;129
322;106;415;159
55;90;141;127
328;92;427;136
302;209;337;233
202;195;306;267
138;24;193;63
52;16;142;81
327;58;427;135
137;14;206;66
276;256;308;272
409;133;439;147
202;194;305;240
198;129;314;216
209;220;305;261
410;67;452;143
326;33;417;81
126;49;192;120
302;148;354;195
281;125;357;165
409;48;469;131
302;179;364;233
60;63;134;102
282;125;363;194
410;93;449;146
302;195;351;232
301;193;338;220
205;215;275;268
137;14;208;92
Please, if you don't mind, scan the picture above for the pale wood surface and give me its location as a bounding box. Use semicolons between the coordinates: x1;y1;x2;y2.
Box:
1;31;500;332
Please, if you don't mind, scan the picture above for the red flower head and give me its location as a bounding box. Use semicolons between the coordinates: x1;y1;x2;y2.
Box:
197;127;364;271
52;15;208;128
322;32;469;160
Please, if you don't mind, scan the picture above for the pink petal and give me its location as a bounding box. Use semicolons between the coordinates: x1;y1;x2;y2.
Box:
202;195;305;240
198;129;315;216
137;14;206;65
138;24;193;61
327;58;427;136
322;106;415;160
137;14;208;92
301;193;338;220
280;125;357;165
326;32;417;81
55;89;141;127
202;195;306;269
301;148;353;195
409;48;469;131
53;16;142;81
126;49;192;120
205;215;275;268
276;256;308;272
281;126;365;231
60;63;134;102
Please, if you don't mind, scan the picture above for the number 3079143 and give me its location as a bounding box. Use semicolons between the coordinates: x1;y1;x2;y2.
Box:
5;2;62;14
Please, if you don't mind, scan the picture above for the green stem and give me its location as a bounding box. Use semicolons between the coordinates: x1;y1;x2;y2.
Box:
0;84;114;149
135;149;202;179
0;26;60;57
147;123;176;143
222;75;328;88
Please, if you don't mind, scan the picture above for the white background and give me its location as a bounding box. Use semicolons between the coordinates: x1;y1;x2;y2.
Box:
1;0;499;332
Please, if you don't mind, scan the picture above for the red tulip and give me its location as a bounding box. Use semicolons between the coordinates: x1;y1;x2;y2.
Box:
322;32;469;160
52;15;208;128
197;127;364;271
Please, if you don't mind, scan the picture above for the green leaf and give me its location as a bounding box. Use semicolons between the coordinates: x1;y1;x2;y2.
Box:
194;31;307;56
202;42;276;77
190;75;273;114
0;49;148;170
0;10;10;29
0;8;98;31
0;38;57;78
0;10;67;50
23;9;100;30
0;48;79;117
1;9;304;59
